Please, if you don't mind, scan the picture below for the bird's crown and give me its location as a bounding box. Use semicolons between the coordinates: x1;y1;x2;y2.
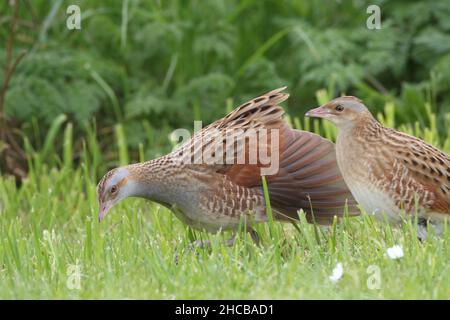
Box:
336;96;362;103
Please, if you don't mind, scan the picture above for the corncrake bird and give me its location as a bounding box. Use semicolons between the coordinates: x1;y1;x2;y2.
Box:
306;96;449;240
97;87;357;245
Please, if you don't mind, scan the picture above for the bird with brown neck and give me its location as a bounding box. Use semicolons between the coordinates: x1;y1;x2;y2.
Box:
97;87;357;245
306;96;449;239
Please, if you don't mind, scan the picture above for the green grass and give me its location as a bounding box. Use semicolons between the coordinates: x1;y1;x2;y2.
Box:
0;163;448;299
1;94;450;299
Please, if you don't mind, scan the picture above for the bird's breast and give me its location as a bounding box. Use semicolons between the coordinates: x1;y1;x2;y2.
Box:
335;134;371;183
335;133;403;222
345;181;403;223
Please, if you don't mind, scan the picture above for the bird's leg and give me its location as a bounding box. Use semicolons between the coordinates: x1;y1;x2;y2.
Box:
222;229;259;246
417;218;444;241
417;217;428;242
224;233;237;246
190;230;259;249
248;228;260;246
190;233;236;249
191;239;211;249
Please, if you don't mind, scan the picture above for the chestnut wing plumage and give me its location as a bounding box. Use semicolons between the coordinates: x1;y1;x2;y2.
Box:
169;87;357;225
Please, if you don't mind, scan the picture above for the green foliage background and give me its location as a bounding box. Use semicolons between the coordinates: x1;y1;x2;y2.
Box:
1;0;450;173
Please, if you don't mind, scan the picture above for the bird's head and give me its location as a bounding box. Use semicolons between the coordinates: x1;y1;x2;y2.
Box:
97;167;139;221
305;96;372;128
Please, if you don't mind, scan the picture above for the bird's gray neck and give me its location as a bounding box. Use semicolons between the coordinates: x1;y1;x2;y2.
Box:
125;161;181;206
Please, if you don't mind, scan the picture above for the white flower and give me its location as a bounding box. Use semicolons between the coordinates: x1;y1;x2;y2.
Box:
329;262;343;283
386;245;404;259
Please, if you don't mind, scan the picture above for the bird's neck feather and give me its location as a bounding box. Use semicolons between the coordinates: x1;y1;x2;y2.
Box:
337;113;380;137
125;161;175;204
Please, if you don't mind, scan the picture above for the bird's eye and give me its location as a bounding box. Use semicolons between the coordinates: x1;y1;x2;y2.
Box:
110;185;118;194
335;104;344;112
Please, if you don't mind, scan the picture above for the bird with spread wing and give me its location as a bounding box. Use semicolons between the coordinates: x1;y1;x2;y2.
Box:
97;87;357;245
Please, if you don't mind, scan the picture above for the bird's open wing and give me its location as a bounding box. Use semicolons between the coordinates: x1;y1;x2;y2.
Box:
170;87;287;177
174;87;357;223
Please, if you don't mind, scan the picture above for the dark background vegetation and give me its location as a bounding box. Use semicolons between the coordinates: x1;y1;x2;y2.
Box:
1;0;450;179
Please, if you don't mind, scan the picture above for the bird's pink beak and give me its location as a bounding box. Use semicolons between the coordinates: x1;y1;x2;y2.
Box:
305;106;331;118
98;201;113;222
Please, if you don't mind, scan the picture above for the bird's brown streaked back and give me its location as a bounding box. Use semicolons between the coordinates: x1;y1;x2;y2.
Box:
370;126;450;214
